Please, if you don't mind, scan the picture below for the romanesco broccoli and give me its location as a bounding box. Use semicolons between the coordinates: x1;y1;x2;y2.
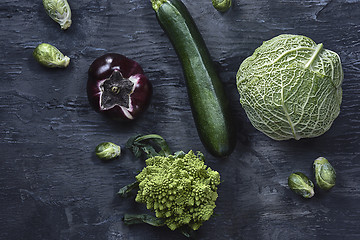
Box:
134;150;220;231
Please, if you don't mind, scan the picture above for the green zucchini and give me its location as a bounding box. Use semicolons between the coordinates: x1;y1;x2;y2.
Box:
151;0;236;157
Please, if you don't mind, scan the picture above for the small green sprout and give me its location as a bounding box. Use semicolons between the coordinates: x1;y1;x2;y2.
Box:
288;172;315;198
313;157;336;190
95;142;121;160
43;0;72;30
33;43;70;68
212;0;232;12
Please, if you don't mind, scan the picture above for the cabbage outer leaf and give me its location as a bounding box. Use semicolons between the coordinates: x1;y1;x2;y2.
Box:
236;34;343;140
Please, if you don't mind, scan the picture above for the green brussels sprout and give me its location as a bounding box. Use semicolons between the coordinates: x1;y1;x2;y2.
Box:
33;43;70;68
212;0;232;12
43;0;72;30
95;142;121;160
313;157;336;190
288;172;314;198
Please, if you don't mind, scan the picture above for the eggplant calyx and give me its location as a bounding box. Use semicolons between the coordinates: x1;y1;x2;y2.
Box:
99;70;136;110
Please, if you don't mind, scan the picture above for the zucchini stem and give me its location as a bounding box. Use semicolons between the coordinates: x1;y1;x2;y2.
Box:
151;0;167;11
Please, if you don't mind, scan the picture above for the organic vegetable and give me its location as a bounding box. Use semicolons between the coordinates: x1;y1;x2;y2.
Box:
150;0;236;157
212;0;232;12
33;43;70;68
43;0;72;30
137;150;220;231
123;214;165;227
236;34;343;140
288;172;315;198
87;53;152;121
95;142;121;160
125;134;171;158
313;157;336;190
119;134;220;235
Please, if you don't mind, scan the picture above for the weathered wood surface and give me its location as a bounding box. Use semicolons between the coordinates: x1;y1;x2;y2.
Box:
0;0;359;239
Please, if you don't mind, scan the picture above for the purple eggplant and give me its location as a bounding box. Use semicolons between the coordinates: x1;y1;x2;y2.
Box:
87;53;152;121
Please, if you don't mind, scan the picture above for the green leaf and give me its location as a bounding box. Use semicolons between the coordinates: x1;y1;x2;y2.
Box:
126;134;171;159
123;214;165;227
118;181;139;198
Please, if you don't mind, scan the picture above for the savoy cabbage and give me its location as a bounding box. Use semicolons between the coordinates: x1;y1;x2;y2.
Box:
236;34;343;140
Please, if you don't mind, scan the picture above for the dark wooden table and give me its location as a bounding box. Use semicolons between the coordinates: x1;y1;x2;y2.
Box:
1;0;359;239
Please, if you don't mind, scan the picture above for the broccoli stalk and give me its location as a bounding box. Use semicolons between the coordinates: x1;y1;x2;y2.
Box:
123;213;165;227
119;134;221;237
118;180;139;198
123;214;194;238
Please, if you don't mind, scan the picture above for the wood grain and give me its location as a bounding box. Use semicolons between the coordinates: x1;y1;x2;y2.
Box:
1;0;359;239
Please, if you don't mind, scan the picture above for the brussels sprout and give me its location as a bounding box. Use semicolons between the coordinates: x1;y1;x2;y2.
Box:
95;142;121;160
212;0;232;12
288;172;314;198
33;43;70;68
313;157;336;190
43;0;72;30
236;34;343;140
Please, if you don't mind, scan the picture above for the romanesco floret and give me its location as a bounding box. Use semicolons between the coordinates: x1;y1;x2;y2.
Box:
134;150;220;231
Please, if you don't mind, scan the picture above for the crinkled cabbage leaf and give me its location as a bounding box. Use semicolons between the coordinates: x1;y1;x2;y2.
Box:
236;34;343;140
